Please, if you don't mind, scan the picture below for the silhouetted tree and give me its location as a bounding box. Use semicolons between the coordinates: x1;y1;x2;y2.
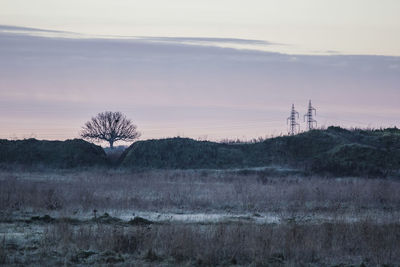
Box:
81;111;140;148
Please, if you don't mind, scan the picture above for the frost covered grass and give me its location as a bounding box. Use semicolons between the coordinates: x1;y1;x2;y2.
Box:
2;219;400;266
1;169;400;265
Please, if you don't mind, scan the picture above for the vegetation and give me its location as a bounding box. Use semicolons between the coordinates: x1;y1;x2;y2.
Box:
0;126;399;176
0;138;107;168
81;111;140;148
1;170;400;266
2;169;399;214
1;124;398;265
119;138;245;169
120;127;400;177
40;221;400;266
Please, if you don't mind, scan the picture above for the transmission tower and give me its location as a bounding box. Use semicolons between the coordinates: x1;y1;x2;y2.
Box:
287;104;300;135
304;100;317;130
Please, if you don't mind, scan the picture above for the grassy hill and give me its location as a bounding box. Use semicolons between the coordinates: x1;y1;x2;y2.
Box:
119;138;245;169
0;138;107;168
120;127;400;177
1;127;398;176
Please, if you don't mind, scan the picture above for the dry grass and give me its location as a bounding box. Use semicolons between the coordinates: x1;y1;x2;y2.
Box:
0;235;6;265
1;169;400;265
1;169;400;214
39;220;400;266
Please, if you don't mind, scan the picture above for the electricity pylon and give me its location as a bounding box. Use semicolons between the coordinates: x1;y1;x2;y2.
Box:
304;100;317;130
287;104;300;135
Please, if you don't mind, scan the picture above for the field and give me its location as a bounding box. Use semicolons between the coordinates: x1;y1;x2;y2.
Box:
1;169;400;266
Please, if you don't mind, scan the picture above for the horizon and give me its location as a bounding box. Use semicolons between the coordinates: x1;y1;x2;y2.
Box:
0;1;399;146
2;125;399;148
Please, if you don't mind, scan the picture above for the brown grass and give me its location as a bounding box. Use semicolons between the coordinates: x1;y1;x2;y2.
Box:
40;220;400;265
1;169;400;215
1;169;400;265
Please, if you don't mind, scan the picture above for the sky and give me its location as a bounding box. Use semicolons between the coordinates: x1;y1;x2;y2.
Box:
0;0;399;145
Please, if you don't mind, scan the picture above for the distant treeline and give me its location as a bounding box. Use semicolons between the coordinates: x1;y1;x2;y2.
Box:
1;126;400;177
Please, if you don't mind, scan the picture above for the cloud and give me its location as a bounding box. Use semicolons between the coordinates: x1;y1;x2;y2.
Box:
0;24;74;38
0;25;64;33
0;25;277;50
137;36;275;46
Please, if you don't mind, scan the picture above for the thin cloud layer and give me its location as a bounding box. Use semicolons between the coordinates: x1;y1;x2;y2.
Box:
0;24;277;51
0;25;64;33
138;36;276;48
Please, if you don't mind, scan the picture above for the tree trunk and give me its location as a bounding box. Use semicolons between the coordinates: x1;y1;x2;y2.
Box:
109;140;114;149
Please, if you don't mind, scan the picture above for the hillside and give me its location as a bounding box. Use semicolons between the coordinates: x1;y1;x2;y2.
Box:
1;127;399;176
0;138;107;168
120;127;400;177
119;138;245;169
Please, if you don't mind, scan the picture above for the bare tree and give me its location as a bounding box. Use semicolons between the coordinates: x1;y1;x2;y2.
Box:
81;111;140;148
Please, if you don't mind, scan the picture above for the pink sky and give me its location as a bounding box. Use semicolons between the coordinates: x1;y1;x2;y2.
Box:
0;26;399;145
